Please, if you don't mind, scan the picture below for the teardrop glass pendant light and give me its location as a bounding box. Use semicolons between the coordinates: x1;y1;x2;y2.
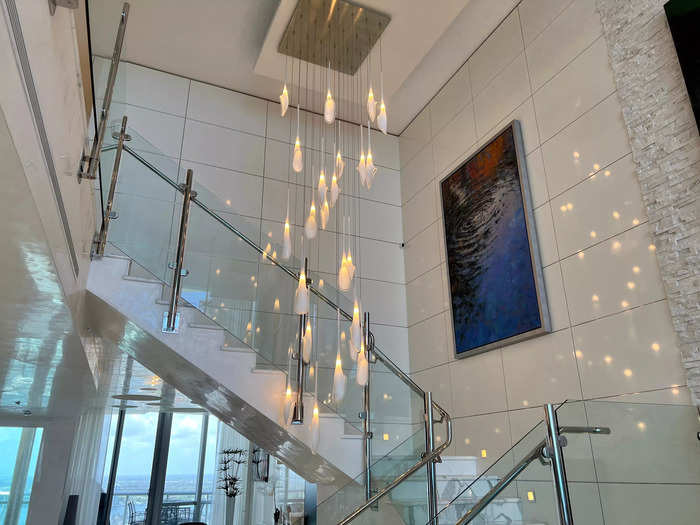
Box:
367;85;377;122
350;299;362;352
318;169;327;203
356;340;368;386
292;105;303;173
336;149;345;179
330;172;339;207
332;309;346;402
357;123;367;185
377;40;388;134
305;199;318;239
294;238;309;314
280;85;289;117
324;62;335;124
365;121;377;189
310;397;320;453
302;318;312;363
321;196;330;230
282;190;292;259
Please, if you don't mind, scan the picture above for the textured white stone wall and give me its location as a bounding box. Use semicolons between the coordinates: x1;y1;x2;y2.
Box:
596;0;700;404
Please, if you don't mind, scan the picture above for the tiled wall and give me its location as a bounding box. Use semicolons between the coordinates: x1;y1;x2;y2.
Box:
399;0;691;466
596;0;700;404
93;57;409;369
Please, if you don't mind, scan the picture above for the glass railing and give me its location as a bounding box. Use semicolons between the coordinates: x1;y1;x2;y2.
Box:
426;417;551;525
556;399;700;525
96;120;449;523
426;398;699;525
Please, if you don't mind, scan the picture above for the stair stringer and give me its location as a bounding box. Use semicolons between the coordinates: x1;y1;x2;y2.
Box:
85;255;363;485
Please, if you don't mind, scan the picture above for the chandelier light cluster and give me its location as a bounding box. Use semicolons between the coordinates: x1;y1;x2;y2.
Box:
275;0;389;443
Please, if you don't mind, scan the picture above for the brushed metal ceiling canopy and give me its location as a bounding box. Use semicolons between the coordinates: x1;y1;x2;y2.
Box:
278;0;390;75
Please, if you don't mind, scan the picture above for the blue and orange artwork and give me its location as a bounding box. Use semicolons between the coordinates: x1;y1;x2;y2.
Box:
440;123;547;356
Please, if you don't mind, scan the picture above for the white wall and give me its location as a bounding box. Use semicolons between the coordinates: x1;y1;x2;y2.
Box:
399;0;691;466
92;57;409;372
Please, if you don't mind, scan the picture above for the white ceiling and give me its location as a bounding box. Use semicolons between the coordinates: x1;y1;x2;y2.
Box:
89;0;516;134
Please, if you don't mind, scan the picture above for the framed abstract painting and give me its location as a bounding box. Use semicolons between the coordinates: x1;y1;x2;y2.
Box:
439;121;550;358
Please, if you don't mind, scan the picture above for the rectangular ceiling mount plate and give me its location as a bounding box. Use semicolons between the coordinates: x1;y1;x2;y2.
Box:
278;0;390;75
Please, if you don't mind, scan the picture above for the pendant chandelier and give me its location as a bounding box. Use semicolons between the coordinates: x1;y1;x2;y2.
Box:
276;0;388;434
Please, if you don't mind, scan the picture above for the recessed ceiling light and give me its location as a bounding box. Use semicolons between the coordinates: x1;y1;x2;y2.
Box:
112;394;162;401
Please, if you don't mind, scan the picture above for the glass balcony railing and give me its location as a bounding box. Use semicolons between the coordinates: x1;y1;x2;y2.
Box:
95;120;451;524
426;399;700;525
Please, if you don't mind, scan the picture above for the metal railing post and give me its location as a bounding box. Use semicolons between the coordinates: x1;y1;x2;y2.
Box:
94;115;128;256
79;2;129;182
163;169;195;333
424;391;438;524
363;312;373;503
292;258;309;424
544;404;574;525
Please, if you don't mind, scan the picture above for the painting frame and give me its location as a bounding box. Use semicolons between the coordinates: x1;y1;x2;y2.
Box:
438;120;551;359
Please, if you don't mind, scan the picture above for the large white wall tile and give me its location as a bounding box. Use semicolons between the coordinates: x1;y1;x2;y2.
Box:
452;412;511;473
534;203;557;267
433;103;477;177
474;54;531;138
370;129;400;170
469;10;524;96
408;312;451;372
401;143;435;205
502;329;580;409
551;154;645;258
518;0;573;45
526;148;549;208
404;221;442;283
188;81;267;136
180;160;262;218
412;363;453;415
429;63;472;137
359;237;405;284
359;165;402;206
573;301;685;399
541;94;630;197
599;484;700;525
359;199;403;243
371;324;410;371
449;350;508;417
586;401;700;484
403;180;438;242
110;102;184;158
543;263;569;331
561;226;666;325
182;119;265;176
406;265;445;326
263;139;293;182
360;278;408;327
400;109;432;168
525;0;603;90
95;58;190;116
533;37;616;142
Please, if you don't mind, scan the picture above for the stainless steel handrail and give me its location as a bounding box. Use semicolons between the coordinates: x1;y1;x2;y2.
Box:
79;2;129;182
95;115;128;256
454;439;546;525
338;406;452;525
446;421;612;525
115;142;427;399
100;134;457;525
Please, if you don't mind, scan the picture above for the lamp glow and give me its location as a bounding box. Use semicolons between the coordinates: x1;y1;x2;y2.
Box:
302;319;312;363
367;86;376;122
305;200;318;239
280;84;289;117
294;270;309;314
356;341;368;386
